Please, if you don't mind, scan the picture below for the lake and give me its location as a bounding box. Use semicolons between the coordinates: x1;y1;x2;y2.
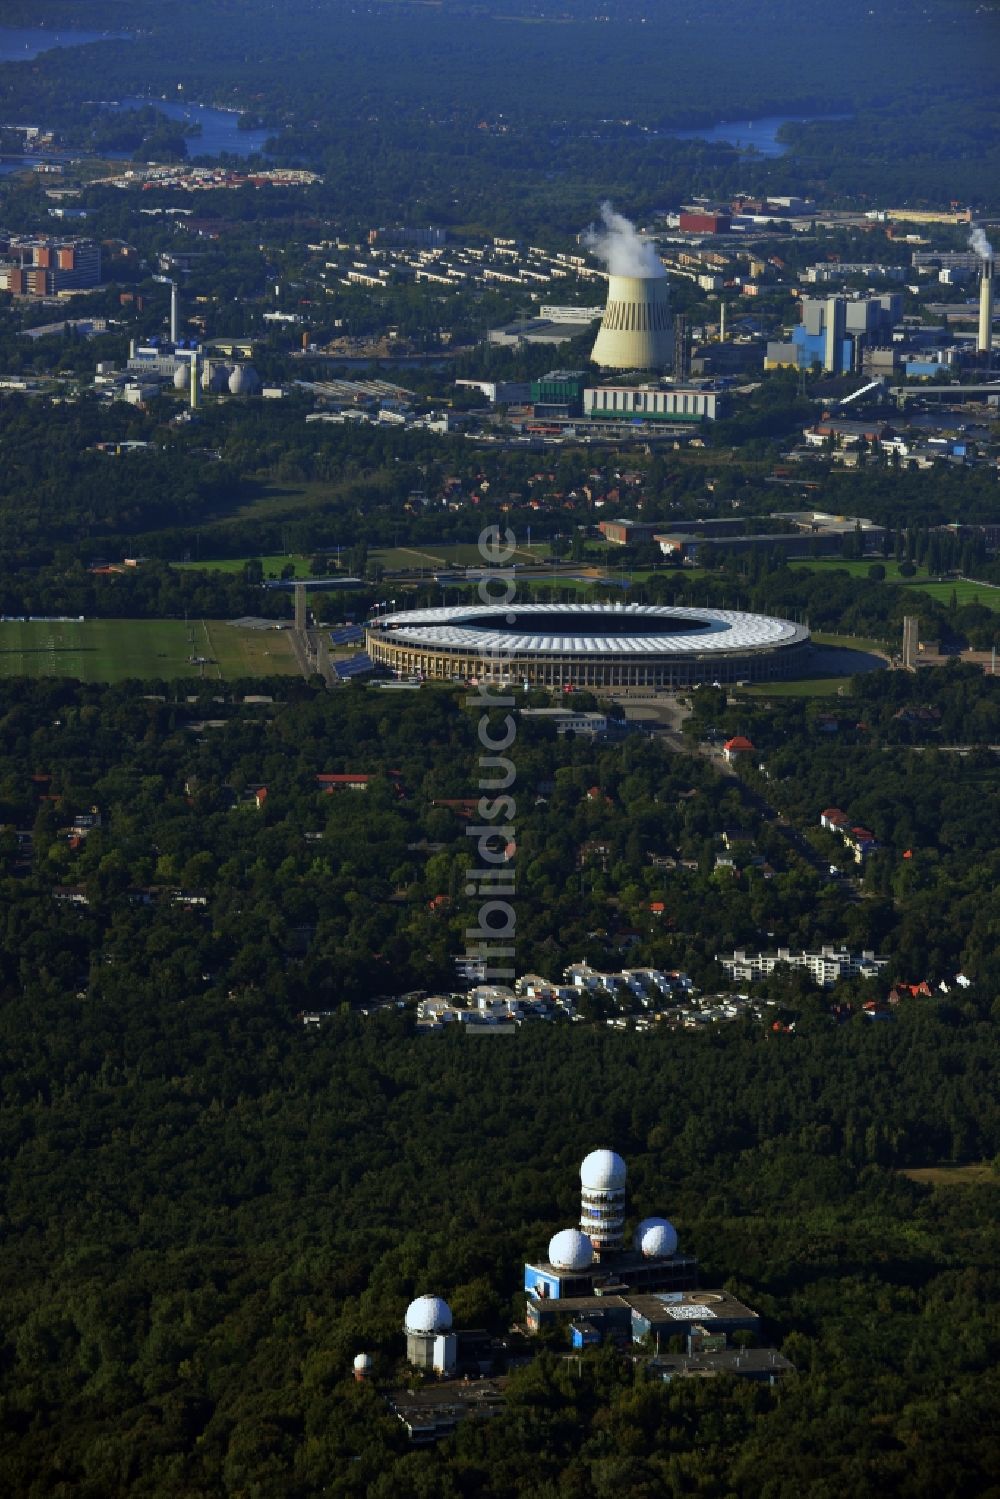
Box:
0;25;132;62
661;113;850;158
109;97;271;159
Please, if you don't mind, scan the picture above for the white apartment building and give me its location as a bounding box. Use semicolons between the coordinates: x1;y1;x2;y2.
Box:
718;945;888;987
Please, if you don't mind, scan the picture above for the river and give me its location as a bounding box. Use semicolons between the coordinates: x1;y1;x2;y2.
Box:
660;113;850;158
107;97;270;159
0;25;132;62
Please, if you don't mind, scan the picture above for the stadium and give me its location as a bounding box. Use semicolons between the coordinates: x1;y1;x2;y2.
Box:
366;603;810;689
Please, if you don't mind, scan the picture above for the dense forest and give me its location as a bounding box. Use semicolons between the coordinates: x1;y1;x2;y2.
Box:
0;665;994;1495
1;986;998;1494
0;0;998;220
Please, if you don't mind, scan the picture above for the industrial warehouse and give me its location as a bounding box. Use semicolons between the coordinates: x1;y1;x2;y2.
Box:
365;602;811;688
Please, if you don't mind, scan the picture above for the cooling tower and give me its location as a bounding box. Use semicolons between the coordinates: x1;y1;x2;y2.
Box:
591;274;672;371
979;260;994;356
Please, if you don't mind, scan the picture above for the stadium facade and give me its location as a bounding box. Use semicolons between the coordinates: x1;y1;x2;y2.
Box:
366;603;810;689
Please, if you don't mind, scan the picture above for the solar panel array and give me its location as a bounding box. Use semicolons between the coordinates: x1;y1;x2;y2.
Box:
333;651;374;679
329;624;364;646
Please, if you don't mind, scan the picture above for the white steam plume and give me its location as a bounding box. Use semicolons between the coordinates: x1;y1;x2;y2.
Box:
583;201;665;279
969;224;994;261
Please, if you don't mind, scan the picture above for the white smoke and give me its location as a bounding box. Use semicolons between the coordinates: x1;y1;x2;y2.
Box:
969;224;994;261
583;201;666;279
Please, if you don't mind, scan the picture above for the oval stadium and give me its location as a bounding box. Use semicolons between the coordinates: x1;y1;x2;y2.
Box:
366;603;810;689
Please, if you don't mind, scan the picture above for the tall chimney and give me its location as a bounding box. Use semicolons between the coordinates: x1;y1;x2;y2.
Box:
189;351;199;411
979;260;994;357
170;281;179;345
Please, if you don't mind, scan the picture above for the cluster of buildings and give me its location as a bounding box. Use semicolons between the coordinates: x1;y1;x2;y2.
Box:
97;322;269;409
819;807;880;863
767;252;995;377
300;375;463;434
458;365;732;442
415;963;698;1032
766;293;902;375
717;945;889;988
375;1150;792;1440
313;230;605;305
405;961;797;1036
92;164;321;192
598;509;886;562
0;234;101;297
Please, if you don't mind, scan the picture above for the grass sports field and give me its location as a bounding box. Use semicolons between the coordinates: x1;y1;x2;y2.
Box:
891;578;1000;612
0;620;299;682
179;541;553;576
740;677;854;698
790;560;1000;612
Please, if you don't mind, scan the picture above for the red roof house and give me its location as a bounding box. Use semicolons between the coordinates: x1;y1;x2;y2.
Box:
722;735;754;762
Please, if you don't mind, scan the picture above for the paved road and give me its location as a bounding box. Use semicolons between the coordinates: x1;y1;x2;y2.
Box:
289;627;314;681
619;694;857;889
701;745;861;892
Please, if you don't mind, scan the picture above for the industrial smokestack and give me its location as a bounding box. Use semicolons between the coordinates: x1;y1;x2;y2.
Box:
969;224;994;358
170;281;179;345
585;202;672;371
979;260;994;357
189;351;199;411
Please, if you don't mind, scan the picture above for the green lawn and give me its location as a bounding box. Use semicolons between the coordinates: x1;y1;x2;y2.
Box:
0;620;299;682
790;558;915;580
901;1164;998;1188
178;554;311;578
790;560;1000;613
179;541;553;577
892;578;1000;612
810;631;890;654
740;676;855;698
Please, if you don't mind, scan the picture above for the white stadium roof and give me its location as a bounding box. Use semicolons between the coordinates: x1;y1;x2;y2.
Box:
371;603;806;656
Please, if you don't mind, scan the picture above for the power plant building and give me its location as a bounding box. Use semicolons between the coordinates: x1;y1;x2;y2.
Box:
591;274;673;372
766;294;902;374
583;383;724;422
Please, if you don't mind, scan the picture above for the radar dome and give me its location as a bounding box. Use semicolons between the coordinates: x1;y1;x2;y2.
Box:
173;365;189;391
634;1216;678;1258
548;1228;594;1271
353;1352;373;1373
580;1148;627;1192
228;363;261;395
404;1295;453;1336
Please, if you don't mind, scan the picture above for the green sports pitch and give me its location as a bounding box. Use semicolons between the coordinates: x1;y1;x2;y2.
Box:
0;620;300;682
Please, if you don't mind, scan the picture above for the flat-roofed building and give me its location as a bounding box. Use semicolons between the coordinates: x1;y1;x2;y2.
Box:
584;384;724;422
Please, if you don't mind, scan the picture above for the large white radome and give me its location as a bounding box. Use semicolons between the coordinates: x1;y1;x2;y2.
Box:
634;1217;679;1258
404;1295;453;1335
580;1148;627;1192
548;1228;595;1271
